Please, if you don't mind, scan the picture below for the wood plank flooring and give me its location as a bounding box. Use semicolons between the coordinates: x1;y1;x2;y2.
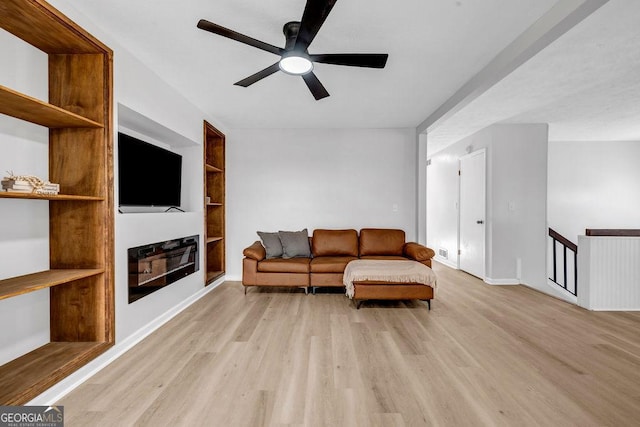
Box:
59;263;640;426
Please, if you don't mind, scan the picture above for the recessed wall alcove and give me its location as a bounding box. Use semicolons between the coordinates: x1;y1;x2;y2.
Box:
117;103;201;214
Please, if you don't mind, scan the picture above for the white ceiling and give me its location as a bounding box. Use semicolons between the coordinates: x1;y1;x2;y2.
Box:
426;0;640;152
56;0;639;152
61;0;557;130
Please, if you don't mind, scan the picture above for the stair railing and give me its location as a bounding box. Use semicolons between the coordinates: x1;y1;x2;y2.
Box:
548;228;577;296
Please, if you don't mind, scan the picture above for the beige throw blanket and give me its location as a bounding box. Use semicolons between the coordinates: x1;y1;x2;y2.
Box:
343;260;437;299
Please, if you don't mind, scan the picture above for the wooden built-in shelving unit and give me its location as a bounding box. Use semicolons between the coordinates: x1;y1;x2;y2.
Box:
203;121;225;285
0;0;114;404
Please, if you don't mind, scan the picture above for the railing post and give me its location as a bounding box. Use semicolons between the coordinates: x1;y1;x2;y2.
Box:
563;246;568;290
552;239;557;282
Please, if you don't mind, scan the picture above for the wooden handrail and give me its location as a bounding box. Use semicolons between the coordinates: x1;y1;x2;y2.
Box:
586;229;640;237
549;228;577;253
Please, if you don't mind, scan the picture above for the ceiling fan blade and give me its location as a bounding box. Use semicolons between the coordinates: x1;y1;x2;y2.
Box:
197;19;283;56
234;63;281;87
302;72;330;100
310;53;388;68
294;0;337;52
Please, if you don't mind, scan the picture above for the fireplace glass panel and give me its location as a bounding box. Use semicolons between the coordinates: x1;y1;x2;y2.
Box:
128;235;199;303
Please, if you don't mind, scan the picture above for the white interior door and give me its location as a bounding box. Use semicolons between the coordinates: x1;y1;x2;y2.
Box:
459;149;486;278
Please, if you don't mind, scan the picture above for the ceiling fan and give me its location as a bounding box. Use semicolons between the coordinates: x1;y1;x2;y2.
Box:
197;0;388;100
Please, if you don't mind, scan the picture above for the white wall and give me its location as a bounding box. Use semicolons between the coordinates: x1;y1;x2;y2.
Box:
548;140;640;244
426;124;549;291
490;125;548;288
226;128;417;280
426;147;461;269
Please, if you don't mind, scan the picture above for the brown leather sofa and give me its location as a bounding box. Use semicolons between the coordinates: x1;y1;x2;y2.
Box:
242;228;435;294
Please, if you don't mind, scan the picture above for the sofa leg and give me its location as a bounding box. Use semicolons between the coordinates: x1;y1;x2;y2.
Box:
244;286;248;295
356;300;362;310
427;299;431;310
312;287;316;295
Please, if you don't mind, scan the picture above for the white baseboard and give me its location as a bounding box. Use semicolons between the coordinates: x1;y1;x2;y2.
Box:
518;281;578;305
484;277;520;285
433;256;457;269
583;306;640;311
27;276;225;405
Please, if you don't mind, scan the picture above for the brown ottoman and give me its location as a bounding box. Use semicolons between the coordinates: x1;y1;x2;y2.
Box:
344;260;437;309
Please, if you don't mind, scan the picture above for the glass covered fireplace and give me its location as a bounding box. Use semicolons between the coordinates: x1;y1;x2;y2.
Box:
128;235;199;303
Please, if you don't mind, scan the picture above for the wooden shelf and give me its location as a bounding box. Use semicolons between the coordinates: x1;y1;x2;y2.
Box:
0;192;104;201
0;341;111;405
204;122;225;285
206;271;224;284
205;164;223;173
0;84;104;129
0;269;104;301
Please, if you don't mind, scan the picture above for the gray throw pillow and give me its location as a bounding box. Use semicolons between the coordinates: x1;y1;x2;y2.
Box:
279;229;311;259
257;231;283;259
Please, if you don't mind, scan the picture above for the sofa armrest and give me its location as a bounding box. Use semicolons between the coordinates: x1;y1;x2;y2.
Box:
243;241;266;261
243;258;258;285
403;242;435;262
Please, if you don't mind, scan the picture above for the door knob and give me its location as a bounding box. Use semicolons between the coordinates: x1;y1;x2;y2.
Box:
476;220;484;224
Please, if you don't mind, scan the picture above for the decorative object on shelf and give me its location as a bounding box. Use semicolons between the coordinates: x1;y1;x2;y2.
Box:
2;172;60;195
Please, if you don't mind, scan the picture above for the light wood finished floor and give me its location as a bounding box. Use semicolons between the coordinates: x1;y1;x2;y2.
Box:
59;263;640;426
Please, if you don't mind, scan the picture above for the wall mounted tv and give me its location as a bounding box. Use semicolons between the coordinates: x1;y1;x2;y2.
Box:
118;132;182;207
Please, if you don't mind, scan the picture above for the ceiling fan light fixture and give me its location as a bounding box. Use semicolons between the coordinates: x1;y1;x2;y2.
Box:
279;54;313;75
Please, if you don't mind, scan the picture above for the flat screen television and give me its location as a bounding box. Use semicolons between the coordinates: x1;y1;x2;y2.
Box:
118;132;182;207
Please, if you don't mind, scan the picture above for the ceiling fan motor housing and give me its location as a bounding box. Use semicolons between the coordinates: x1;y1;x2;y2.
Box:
283;21;302;51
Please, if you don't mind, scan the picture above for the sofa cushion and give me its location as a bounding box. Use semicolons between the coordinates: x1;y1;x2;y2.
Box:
360;255;408;261
257;257;311;273
312;229;358;257
279;229;311;258
257;231;283;259
359;228;406;256
310;256;358;273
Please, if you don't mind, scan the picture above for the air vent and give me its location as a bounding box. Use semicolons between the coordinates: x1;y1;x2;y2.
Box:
438;248;448;259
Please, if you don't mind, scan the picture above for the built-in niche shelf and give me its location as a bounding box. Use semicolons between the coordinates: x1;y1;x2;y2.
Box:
0;269;104;300
0;192;104;201
206;271;224;284
0;341;111;405
204;121;225;285
0;84;104;129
